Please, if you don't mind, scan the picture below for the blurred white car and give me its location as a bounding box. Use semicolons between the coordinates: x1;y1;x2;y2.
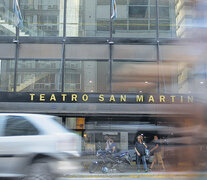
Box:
0;113;81;180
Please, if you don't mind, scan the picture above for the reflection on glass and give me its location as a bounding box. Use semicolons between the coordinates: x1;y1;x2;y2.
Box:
0;60;14;91
64;61;109;93
83;114;207;172
129;6;148;18
189;63;207;94
20;0;63;37
116;0;175;38
112;62;158;93
129;0;148;5
159;61;179;94
17;60;61;92
1;0;204;39
64;61;81;92
67;0;110;37
112;0;156;38
159;41;207;94
0;1;15;36
173;0;207;39
159;0;176;38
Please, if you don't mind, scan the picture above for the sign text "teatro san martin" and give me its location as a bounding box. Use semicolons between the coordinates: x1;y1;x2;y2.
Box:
29;93;194;104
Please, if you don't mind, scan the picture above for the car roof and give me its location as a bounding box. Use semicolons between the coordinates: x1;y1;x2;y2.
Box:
0;113;68;134
0;113;53;118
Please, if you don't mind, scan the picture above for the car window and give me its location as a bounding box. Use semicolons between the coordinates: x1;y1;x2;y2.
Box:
4;116;39;136
0;115;6;136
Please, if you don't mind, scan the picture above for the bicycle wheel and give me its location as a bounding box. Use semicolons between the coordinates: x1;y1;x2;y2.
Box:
89;162;99;173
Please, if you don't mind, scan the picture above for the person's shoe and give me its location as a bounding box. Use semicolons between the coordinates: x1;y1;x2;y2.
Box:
145;169;148;173
148;168;152;171
137;170;141;173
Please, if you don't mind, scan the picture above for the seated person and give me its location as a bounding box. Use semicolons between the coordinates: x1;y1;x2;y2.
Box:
109;138;117;153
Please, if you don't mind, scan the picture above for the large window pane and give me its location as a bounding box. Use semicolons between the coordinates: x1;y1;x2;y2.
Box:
129;0;148;5
150;20;156;30
159;7;169;19
97;20;110;32
129;20;148;30
159;0;169;6
113;45;156;60
159;42;207;94
17;60;61;92
159;44;203;93
150;7;156;18
0;1;15;36
159;20;170;31
158;61;198;94
113;1;156;38
19;44;62;59
112;62;158;93
67;0;110;37
0;60;14;92
114;20;127;31
65;44;109;60
174;0;201;38
0;44;15;58
64;61;109;93
159;61;179;94
129;6;148;18
191;64;207;94
98;0;127;5
20;0;63;37
117;0;128;5
97;0;110;5
159;0;176;38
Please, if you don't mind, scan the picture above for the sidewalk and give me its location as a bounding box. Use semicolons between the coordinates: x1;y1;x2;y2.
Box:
63;171;207;178
66;156;207;178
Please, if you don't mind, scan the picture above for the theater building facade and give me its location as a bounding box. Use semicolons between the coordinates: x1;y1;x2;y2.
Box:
0;0;207;159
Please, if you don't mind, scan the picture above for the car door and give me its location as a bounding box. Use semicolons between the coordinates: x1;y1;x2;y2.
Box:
0;115;40;176
0;115;7;175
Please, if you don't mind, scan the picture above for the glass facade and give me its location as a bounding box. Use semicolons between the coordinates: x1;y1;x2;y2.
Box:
0;0;206;95
112;61;158;93
0;0;203;38
20;0;64;37
64;60;109;93
0;59;15;91
16;60;61;92
0;1;14;36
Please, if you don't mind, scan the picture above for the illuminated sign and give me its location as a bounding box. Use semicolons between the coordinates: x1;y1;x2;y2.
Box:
0;92;194;104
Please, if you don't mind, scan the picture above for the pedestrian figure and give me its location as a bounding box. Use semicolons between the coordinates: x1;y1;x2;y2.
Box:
135;135;148;172
104;134;110;151
109;138;117;153
149;135;165;171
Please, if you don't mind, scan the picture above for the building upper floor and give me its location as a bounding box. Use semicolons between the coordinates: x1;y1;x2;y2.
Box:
0;0;207;39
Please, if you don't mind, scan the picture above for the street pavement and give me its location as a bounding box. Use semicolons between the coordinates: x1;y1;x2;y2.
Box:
59;178;207;180
58;171;207;180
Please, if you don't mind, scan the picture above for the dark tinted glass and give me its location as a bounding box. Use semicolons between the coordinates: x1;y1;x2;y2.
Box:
4;116;39;136
129;6;148;18
129;0;148;5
